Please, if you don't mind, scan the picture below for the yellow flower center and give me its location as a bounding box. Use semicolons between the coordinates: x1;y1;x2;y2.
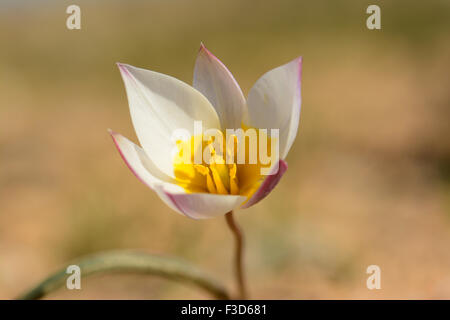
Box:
173;128;276;200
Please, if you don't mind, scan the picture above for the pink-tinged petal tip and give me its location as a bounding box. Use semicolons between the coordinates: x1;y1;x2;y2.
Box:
198;43;218;62
116;62;134;79
241;160;288;209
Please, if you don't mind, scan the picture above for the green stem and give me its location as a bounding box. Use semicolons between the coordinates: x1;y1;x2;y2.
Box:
225;211;248;299
18;250;230;300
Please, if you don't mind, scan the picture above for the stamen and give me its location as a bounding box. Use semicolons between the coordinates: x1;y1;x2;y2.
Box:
229;163;239;195
194;164;217;194
173;129;273;197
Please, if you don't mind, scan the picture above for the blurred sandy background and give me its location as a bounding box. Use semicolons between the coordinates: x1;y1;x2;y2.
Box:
1;0;450;299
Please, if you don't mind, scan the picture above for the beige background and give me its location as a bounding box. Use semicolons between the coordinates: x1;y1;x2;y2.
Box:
1;0;450;299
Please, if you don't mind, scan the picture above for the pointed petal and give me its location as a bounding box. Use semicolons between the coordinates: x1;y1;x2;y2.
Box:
241;160;288;209
117;63;221;177
193;44;246;130
155;185;247;219
109;130;176;187
245;57;302;159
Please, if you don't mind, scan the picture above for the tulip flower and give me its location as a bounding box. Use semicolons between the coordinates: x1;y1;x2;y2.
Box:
110;44;302;220
109;44;302;299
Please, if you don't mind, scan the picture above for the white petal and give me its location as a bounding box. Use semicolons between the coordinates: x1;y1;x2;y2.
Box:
245;57;302;159
109;130;176;187
117;63;221;177
154;185;247;219
110;130;246;219
193;44;246;130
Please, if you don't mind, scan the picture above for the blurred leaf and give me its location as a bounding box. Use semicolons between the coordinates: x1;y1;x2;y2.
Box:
19;250;230;300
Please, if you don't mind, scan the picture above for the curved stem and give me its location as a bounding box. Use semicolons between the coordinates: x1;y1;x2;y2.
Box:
18;250;229;300
225;211;248;299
